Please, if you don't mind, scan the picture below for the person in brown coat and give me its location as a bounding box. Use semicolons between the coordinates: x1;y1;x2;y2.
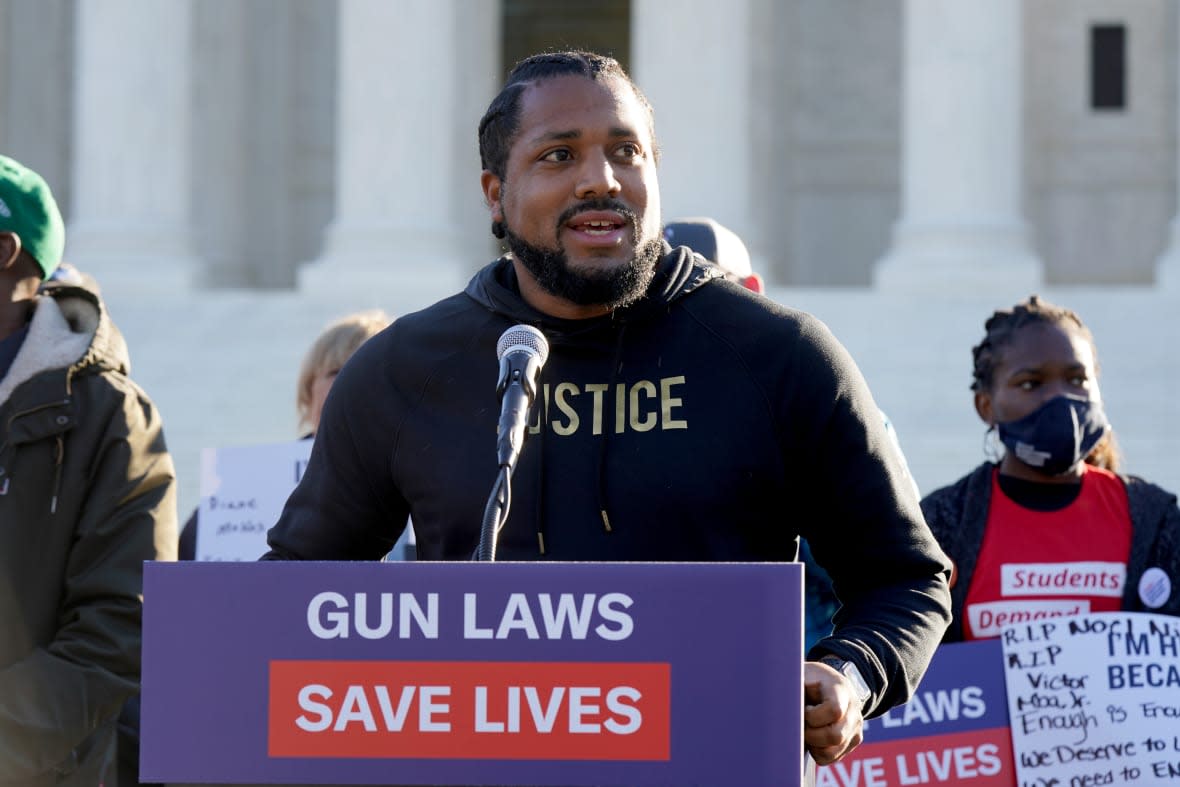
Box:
0;154;177;786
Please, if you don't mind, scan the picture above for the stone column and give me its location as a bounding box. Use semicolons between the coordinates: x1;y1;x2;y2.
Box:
1155;5;1180;289
632;0;755;250
67;0;197;291
300;0;477;307
0;0;74;214
875;0;1040;292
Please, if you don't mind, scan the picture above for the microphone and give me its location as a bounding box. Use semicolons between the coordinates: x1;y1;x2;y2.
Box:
495;324;549;470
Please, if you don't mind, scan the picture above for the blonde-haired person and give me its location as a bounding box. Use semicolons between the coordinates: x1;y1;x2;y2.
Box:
178;310;391;560
296;309;391;435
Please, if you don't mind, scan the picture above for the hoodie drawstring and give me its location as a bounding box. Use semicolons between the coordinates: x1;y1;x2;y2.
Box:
534;390;548;555
596;323;627;535
533;320;626;553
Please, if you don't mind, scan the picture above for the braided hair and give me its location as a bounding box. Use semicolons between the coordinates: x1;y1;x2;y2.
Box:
971;295;1120;471
477;51;659;239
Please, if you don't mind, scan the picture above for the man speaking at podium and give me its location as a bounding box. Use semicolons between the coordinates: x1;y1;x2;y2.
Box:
264;51;951;767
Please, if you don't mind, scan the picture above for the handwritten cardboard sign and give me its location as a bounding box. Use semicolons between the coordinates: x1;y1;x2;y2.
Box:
1002;611;1180;786
195;439;312;561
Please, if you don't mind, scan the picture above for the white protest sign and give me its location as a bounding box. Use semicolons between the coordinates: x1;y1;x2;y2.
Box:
1002;611;1180;786
196;440;312;561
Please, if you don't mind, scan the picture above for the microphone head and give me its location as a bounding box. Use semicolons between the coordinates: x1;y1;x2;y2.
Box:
496;324;550;366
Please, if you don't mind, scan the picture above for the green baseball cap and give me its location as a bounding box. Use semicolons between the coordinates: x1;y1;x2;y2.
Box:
0;154;64;278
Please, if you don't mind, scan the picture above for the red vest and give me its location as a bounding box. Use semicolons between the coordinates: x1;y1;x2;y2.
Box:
962;465;1132;640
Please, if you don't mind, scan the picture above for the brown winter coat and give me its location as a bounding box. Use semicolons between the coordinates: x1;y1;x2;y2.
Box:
0;283;177;786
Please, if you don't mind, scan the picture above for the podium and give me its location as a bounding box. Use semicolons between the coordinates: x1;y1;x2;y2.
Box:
142;561;805;786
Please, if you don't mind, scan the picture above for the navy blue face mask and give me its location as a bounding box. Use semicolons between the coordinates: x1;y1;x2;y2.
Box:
996;395;1110;476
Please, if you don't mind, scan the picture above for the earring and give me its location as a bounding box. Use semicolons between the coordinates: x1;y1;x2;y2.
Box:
491;220;506;239
983;425;1003;464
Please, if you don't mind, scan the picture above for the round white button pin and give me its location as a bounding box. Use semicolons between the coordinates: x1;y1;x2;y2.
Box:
1138;567;1171;609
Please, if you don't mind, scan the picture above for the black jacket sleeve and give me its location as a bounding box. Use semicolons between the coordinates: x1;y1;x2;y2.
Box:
790;315;953;717
263;334;409;560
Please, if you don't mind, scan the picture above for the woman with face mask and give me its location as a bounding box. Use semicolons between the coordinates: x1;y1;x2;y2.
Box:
921;295;1180;642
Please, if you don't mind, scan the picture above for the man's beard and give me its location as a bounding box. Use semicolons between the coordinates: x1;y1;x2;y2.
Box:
504;206;663;311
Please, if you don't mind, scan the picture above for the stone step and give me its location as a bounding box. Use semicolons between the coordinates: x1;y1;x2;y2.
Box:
99;284;1180;521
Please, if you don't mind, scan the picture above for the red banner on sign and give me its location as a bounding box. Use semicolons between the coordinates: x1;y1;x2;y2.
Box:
823;728;1014;787
268;660;671;761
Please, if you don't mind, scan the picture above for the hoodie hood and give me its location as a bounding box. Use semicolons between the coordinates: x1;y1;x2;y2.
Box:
463;243;722;341
0;282;129;406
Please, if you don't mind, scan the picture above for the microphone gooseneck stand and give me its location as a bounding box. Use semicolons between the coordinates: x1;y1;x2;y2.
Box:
476;465;513;561
476;362;529;561
475;324;548;561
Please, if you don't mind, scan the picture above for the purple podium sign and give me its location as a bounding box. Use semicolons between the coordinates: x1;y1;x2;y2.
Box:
828;640;1014;786
142;561;803;786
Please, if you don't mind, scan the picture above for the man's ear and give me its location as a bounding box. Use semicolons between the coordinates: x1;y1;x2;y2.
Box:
974;390;994;426
480;170;503;223
0;232;21;271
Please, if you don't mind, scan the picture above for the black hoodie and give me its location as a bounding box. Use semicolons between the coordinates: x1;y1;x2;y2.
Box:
265;248;952;716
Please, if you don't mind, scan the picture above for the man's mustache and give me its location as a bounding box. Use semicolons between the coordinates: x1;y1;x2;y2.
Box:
556;199;639;232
